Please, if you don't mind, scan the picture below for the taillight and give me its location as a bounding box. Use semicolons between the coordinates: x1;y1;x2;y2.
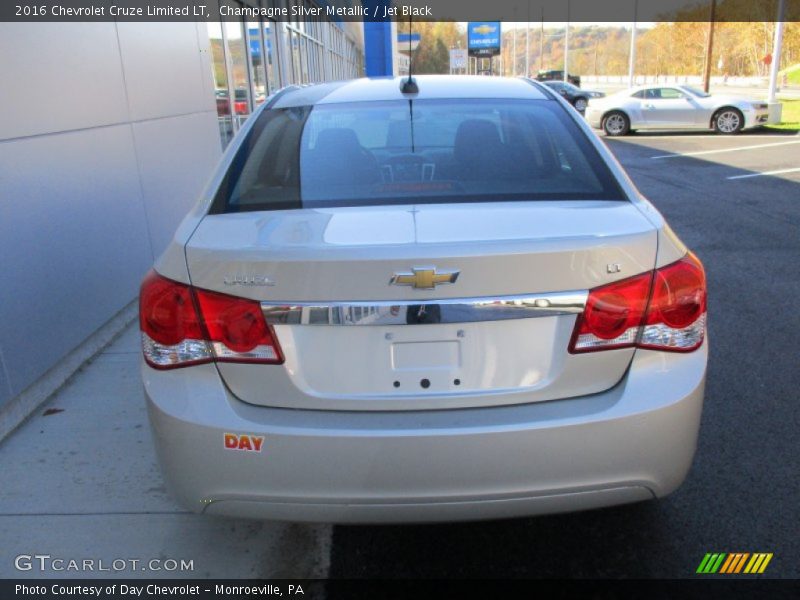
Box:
639;253;707;352
194;288;284;364
140;271;211;369
570;253;706;354
569;271;652;352
139;271;283;369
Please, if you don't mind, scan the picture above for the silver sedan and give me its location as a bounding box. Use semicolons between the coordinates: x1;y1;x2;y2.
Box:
585;84;770;135
141;76;707;523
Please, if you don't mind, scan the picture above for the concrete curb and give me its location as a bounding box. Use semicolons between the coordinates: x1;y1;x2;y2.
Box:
0;300;138;443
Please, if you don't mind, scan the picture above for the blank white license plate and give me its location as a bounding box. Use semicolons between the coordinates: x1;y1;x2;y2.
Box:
391;341;461;371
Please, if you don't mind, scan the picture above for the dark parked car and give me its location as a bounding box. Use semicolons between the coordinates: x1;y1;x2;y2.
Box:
536;70;581;87
542;80;605;113
215;89;250;116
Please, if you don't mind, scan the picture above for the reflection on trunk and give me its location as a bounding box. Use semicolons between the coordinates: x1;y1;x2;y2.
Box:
261;295;587;326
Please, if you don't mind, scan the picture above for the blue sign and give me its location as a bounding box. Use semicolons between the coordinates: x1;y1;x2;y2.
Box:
468;22;501;56
397;32;420;51
248;28;272;58
397;33;421;43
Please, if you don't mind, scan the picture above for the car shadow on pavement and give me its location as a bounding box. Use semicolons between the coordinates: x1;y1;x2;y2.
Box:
600;126;800;138
329;500;677;579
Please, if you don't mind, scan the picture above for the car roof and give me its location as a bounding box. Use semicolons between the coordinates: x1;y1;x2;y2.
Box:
271;75;550;108
627;84;691;92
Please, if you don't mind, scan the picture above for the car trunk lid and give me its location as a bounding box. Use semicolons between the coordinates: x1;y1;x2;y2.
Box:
185;200;657;410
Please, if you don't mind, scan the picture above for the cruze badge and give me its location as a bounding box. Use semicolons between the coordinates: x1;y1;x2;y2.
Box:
390;267;460;290
223;275;275;287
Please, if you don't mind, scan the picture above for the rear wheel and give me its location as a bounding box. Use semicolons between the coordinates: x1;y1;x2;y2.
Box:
573;97;588;112
713;108;743;134
603;111;630;136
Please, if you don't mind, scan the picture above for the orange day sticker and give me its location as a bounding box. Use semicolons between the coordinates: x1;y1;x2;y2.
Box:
224;433;264;452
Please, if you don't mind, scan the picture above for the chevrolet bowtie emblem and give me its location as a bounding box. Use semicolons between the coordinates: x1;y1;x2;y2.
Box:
390;267;460;289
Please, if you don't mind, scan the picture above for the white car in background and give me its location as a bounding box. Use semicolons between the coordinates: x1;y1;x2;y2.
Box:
140;76;708;523
585;84;770;136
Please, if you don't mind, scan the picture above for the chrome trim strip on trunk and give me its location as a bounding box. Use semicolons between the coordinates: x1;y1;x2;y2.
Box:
261;291;588;326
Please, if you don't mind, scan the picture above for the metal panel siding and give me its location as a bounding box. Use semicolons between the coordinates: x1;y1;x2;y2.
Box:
116;22;216;121
0;347;11;408
0;22;221;407
131;111;221;257
0;23;129;141
0;124;153;395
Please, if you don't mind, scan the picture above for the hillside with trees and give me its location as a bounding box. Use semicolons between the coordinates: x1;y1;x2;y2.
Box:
408;21;800;78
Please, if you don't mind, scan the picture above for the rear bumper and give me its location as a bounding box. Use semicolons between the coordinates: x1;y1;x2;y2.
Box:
144;343;706;523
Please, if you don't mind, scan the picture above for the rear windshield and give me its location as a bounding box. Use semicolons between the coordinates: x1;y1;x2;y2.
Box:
212;98;625;213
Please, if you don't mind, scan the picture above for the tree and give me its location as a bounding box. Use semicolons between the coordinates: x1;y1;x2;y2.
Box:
406;21;464;74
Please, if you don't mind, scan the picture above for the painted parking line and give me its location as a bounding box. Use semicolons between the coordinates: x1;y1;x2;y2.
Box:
727;167;800;180
630;133;799;140
650;139;800;159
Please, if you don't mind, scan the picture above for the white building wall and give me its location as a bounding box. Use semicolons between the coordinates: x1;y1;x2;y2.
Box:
0;23;221;410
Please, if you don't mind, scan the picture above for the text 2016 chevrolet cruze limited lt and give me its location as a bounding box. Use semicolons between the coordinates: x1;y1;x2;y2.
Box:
140;76;707;523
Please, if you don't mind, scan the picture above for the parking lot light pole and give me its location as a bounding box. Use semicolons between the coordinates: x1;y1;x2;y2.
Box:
702;0;717;93
628;0;637;87
563;1;570;83
767;0;786;123
767;0;786;104
526;21;530;78
540;10;544;72
513;24;517;76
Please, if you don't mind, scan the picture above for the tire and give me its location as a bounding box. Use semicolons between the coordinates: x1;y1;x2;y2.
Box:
713;108;744;134
603;111;630;136
573;97;588;112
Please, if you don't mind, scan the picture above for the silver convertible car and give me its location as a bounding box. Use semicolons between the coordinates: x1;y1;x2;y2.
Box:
585;84;770;136
140;76;708;523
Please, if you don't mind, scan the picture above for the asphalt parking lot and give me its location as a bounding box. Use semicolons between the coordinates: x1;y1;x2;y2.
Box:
1;128;798;581
328;130;800;579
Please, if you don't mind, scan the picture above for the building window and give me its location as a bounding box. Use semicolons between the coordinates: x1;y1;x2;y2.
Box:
207;21;234;148
207;0;364;148
263;20;279;93
246;20;268;108
222;10;251;129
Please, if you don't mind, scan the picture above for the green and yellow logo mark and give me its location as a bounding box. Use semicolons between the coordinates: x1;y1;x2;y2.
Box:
696;553;773;574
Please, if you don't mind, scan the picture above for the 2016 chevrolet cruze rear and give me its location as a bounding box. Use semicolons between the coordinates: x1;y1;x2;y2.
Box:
141;76;707;523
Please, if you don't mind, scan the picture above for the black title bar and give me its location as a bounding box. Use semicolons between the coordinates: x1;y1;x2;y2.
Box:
3;579;800;600
2;0;799;23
